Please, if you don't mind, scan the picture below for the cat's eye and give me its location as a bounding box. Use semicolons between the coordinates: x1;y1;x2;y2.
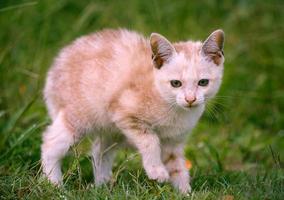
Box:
170;80;182;88
198;79;209;86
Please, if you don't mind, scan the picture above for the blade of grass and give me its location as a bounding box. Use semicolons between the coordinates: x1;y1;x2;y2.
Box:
0;1;38;12
0;121;47;162
0;94;38;149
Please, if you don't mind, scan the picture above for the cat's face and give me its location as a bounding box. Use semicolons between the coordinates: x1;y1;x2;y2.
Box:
151;30;225;110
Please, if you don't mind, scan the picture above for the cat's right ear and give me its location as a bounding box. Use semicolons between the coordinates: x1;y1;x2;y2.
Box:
150;33;176;69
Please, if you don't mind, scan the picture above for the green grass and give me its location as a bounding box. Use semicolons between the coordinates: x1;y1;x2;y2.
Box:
0;0;283;199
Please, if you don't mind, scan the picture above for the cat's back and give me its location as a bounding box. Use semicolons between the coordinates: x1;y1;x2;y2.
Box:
47;29;149;78
44;29;152;123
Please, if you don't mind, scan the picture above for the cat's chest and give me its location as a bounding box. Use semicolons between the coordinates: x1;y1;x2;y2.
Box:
153;106;204;139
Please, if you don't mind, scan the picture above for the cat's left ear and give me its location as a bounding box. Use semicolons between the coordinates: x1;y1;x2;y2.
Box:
150;33;176;69
201;29;225;65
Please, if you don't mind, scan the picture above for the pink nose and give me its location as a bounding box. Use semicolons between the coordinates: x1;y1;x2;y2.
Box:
185;96;196;106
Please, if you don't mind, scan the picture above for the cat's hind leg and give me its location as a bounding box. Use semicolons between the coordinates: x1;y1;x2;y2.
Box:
41;111;77;185
91;134;120;186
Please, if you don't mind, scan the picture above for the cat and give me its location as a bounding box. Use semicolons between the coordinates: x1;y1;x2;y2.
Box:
41;28;225;194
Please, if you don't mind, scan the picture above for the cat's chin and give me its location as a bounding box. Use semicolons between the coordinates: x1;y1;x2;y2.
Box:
178;104;201;111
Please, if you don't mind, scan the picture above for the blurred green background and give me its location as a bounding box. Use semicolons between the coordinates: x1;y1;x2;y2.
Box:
0;0;283;199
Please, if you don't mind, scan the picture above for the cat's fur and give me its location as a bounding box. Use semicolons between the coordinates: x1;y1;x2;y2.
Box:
41;29;225;193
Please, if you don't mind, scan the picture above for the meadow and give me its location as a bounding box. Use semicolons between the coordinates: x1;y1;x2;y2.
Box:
0;0;283;199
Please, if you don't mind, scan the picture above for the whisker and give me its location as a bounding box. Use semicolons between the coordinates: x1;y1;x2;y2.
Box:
206;97;229;108
206;100;227;122
205;104;218;122
214;95;235;99
209;100;229;109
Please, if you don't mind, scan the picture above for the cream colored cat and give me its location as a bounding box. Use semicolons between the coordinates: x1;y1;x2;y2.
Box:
41;28;225;193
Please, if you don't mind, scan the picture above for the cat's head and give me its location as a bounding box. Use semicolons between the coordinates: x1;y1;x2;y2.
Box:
150;30;225;110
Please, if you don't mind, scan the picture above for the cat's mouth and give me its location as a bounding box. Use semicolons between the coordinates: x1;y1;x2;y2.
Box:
185;104;198;108
180;103;200;110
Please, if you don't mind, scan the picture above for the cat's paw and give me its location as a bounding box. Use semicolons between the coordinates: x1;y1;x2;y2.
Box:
95;174;112;186
146;165;169;183
170;172;191;194
178;182;192;194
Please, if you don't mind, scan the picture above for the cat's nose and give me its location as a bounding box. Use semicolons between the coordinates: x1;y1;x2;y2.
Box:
185;96;196;106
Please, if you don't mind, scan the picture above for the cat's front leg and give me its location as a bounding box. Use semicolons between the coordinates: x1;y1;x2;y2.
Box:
162;141;191;194
117;123;169;182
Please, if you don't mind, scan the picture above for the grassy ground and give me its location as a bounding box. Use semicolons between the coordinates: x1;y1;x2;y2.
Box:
0;0;283;199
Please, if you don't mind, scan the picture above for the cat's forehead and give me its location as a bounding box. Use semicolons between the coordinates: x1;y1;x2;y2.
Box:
171;42;207;72
166;41;221;79
173;41;208;73
174;41;202;60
